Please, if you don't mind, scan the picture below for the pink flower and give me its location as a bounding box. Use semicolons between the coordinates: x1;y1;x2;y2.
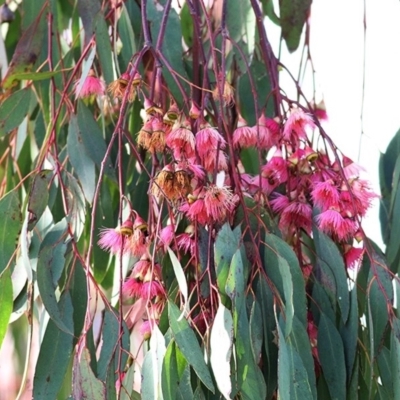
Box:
160;225;175;249
279;200;313;233
74;70;105;98
141;281;165;300
195;123;226;155
252;115;281;149
180;194;209;225
166;119;195;159
176;225;196;256
270;194;290;214
311;180;340;211
233;115;257;148
204;184;237;223
98;220;133;254
126;228;149;257
140;320;158;340
261;149;288;191
122;278;143;298
283;108;315;142
315;209;357;241
343;246;364;270
201;149;228;173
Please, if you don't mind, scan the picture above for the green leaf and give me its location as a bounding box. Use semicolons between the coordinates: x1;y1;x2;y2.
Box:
391;318;400;399
70;260;88;340
287;316;317;399
33;291;74;399
37;220;72;334
280;0;312;52
317;314;346;400
261;0;280;25
146;2;189;104
227;251;266;399
168;301;215;393
386;180;400;265
180;3;193;48
377;347;393;397
73;348;106;400
142;325;166;400
340;284;358;382
2;9;46;89
313;227;349;323
162;340;180;400
77;101;115;180
238;60;273;125
4;69;70;82
210;301;233;399
0;190;22;275
277;318;314;400
117;4;136;72
67;115;96;203
168;248;189;316
214;223;241;297
94;13;114;84
226;0;255;56
367;252;392;357
0;88;32;137
263;232;307;328
0;267;13;350
27;170;52;230
97;309;120;381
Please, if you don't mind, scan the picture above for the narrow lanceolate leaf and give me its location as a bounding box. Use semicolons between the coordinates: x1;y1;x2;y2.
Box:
94;13;114;84
0;190;22;275
27;169;52;230
0;268;13;350
67;115;96;203
33;291;74;399
168;301;215;393
210;301;233;400
391;318;400;399
77;101;115;179
318;313;346;400
280;0;312;53
277;319;313;400
73;348;106;400
142;325;166;400
36;220;72;334
168;248;189;318
0;88;32;136
313;227;349;323
162;340;180;400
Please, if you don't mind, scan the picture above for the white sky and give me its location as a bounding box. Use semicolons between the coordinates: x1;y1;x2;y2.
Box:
267;0;400;248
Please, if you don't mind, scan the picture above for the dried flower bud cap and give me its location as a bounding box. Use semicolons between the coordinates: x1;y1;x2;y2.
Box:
120;72;130;85
187;194;197;204
305;146;318;162
132;72;142;86
119;220;134;236
189;102;201;119
237;114;248;128
185;224;195;236
166;102;180;121
133;215;148;231
144;96;163;115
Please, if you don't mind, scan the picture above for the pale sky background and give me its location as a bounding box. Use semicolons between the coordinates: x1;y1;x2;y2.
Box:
267;0;400;249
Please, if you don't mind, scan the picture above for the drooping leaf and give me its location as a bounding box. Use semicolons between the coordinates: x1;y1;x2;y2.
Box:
94;13;114;84
0;190;22;275
277;318;314;400
210;301;233;400
67;115;96;203
27;169;52;230
146;2;189;105
162;340;180;400
313;227;349;323
36;220;72;334
0;88;33;136
391;317;400;399
168;301;215;393
279;0;312;52
168;247;189;318
33;291;74;399
317;313;346;400
2;6;47;89
141;325;166;400
214;223;241;297
0;267;13;351
77;101;115;179
117;4;136;72
73;348;106;400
